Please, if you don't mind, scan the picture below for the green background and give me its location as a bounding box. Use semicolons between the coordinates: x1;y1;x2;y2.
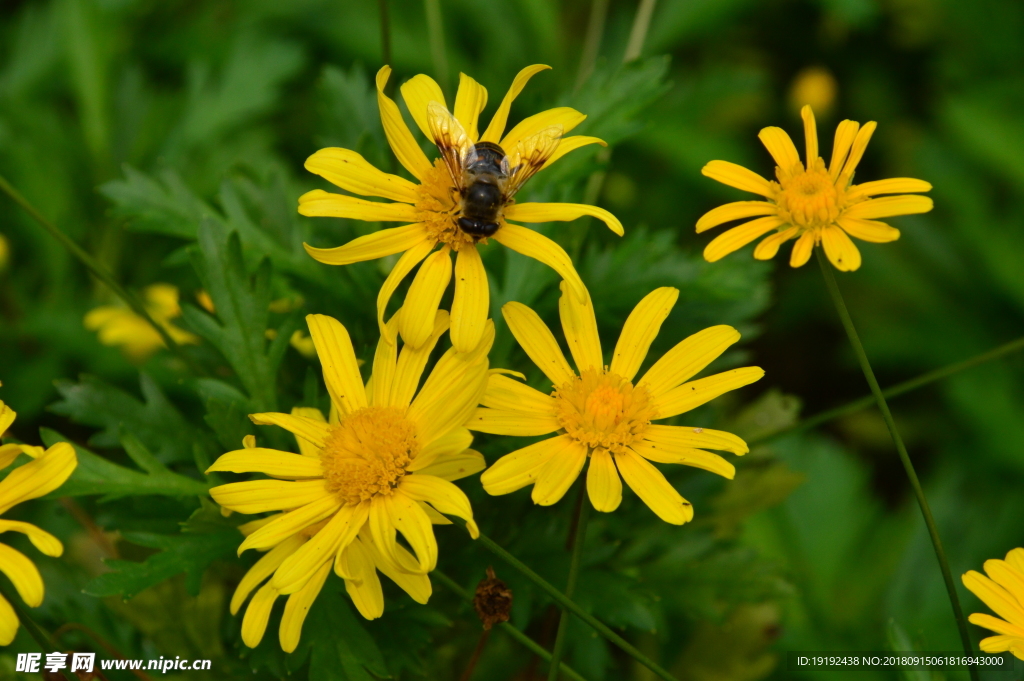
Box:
1;0;1022;679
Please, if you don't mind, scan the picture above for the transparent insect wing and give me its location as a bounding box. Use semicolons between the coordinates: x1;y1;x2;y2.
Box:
426;101;476;190
504;125;563;199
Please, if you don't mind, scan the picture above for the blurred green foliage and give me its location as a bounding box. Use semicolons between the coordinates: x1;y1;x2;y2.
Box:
1;0;1023;679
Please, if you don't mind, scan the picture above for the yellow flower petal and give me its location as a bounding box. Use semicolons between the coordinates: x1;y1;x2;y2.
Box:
842;195;934;220
500;107;587;155
801;105;818;165
985;559;1024;605
704;216;786;262
821;224;862;271
837;121;877;186
237;495;342;554
0;520;63;557
639;325;741;399
493;224;587;302
480;64;551;143
503;202;623;236
846;178;932;200
250;412;330;453
206;449;324;478
651;366;764;419
230;535;304;615
696;201;777;234
280;559;332;650
241;582;278;648
361;531;432;604
0;543;44;607
611;287;679;381
368;316;400;409
644;424;749;455
298;189;419;222
303;224;429;266
400;74;447;140
630;439;735;479
400;474;478;538
836;217;900;243
977;634;1020;654
789;231;816;267
758;126;801;170
303;147;419;203
450;246;490;353
413;449;486;482
828;120;860;182
376;66;433;180
453;72;488;142
481;373;556;415
501;300;575;386
0;593;17;646
1007;548;1024;573
212;479;331;516
307;315;367;416
586;449;622;513
702;160;774;197
0;444;21;470
964;570;1024;627
480;435;567;496
390;311;450;408
377;238;435;342
338;539;384;619
543;135;606;170
409;357;489;446
754;226;800;260
273;502;369;594
968;613;1024;638
531;438;588;506
0;442;77;515
556;282;602;374
0;400;14;434
468;407;560;436
400;248;453;348
386;491;437;572
616;449;693;525
407;426;472;469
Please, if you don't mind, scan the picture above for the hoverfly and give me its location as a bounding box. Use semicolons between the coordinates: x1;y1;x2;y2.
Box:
427;101;563;240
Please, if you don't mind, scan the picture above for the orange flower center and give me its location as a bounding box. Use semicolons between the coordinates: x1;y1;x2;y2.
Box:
774;157;846;231
416;159;489;251
553;368;657;454
319;406;419;505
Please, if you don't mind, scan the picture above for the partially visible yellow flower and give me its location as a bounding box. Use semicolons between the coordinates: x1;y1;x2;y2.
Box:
471;285;763;524
300;64;622;354
208;311;490;646
0;399;78;646
85;284;198;360
789;67;837;116
0;234;9;271
962;547;1024;660
698;105;933;271
289;330;316;358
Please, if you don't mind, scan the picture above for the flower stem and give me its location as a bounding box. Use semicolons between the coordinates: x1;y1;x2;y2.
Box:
378;0;392;67
575;0;610;90
548;497;591;681
815;249;979;680
750;333;1024;446
623;0;658;62
423;0;449;93
0;174;203;376
433;571;593;681
471;528;680;681
0;581;77;681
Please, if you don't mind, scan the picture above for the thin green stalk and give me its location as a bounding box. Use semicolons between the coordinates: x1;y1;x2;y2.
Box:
0;581;77;681
575;0;611;90
816;249;978;681
623;0;658;63
0;175;202;375
751;333;1024;446
433;571;592;681
424;0;449;93
548;499;591;680
471;529;680;681
379;0;392;67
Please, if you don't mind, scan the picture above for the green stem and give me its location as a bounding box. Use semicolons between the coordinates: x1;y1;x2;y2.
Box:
424;0;449;93
574;0;610;90
433;571;592;681
0;175;203;375
750;334;1024;446
0;581;77;681
472;529;679;681
816;249;978;681
379;0;392;67
548;498;591;681
623;0;658;62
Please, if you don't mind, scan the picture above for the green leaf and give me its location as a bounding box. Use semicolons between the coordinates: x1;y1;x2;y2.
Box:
100;165;220;238
39;428;209;500
51;372;215;465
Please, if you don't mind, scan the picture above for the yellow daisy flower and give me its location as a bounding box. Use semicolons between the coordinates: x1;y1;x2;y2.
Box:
84;283;198;360
299;64;622;354
470;285;763;524
0;399;78;646
208;311;490;644
962;547;1024;660
698;105;933;271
